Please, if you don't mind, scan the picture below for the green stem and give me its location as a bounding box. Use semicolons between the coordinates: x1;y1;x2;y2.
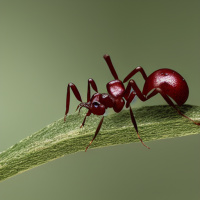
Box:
0;105;200;182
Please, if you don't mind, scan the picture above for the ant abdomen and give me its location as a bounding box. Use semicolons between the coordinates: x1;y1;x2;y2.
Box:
143;68;189;106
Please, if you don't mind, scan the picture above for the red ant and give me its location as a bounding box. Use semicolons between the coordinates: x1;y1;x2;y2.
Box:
64;54;200;151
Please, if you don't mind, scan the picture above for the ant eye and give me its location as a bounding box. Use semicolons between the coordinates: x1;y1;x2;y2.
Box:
93;102;100;108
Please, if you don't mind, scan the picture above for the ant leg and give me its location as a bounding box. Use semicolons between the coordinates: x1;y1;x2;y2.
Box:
124;79;147;102
125;91;136;108
123;66;148;83
85;116;104;152
80;110;91;128
64;83;82;121
146;88;200;125
78;79;98;127
103;54;119;80
129;107;150;149
87;78;98;102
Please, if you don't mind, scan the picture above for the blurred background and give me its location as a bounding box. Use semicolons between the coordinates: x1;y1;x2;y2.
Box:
0;0;200;199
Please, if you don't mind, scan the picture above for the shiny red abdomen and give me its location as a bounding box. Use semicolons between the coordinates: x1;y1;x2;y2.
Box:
142;69;189;106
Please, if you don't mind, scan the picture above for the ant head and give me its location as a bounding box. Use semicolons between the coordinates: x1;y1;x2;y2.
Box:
90;101;105;115
78;101;105;115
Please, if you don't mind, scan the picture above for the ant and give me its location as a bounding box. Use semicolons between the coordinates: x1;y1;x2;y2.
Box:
64;54;200;151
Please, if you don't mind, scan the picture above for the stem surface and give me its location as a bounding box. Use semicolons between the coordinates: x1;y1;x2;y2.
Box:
0;105;200;182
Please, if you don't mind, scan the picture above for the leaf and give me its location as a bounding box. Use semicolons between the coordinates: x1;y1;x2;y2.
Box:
0;105;200;182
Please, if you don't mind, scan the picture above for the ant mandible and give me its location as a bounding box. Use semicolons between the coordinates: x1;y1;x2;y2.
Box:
64;54;200;151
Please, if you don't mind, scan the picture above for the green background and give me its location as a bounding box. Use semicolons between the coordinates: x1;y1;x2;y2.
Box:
0;0;200;199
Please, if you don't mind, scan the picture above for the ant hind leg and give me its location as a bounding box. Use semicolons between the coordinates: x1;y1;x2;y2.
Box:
146;88;200;126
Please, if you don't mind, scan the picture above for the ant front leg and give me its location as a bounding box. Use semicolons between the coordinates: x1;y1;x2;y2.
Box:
146;88;200;126
80;79;98;128
87;78;98;102
85;116;104;152
64;83;82;121
80;110;91;128
76;78;98;113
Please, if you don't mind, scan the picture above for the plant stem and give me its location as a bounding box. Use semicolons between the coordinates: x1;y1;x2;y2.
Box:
0;105;200;182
